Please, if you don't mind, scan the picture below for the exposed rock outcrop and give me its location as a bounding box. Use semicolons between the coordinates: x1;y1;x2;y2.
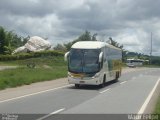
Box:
12;36;51;54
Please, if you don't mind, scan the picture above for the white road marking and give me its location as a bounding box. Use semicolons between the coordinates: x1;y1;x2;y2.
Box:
0;84;72;104
120;81;127;85
138;77;160;114
37;108;65;120
100;88;111;94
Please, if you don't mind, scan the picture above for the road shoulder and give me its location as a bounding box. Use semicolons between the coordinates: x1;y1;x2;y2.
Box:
0;78;68;101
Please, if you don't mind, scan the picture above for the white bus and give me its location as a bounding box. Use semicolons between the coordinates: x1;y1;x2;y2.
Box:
64;41;122;87
126;59;144;67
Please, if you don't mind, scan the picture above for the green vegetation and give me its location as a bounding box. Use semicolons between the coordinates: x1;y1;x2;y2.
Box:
0;50;64;61
151;56;160;66
141;65;160;68
127;52;160;66
0;26;28;55
0;56;67;90
153;96;160;114
54;30;98;51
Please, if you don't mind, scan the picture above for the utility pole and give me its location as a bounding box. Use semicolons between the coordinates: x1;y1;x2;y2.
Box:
150;32;152;65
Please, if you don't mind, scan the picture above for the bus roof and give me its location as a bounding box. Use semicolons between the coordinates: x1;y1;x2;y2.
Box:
71;41;121;50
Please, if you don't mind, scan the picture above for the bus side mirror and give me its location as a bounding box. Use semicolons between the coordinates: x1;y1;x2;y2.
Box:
99;52;103;63
64;52;70;61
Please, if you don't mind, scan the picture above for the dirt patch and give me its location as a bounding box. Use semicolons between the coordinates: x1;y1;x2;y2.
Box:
0;66;17;71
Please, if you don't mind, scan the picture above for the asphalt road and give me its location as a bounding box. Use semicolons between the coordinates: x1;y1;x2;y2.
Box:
0;68;160;120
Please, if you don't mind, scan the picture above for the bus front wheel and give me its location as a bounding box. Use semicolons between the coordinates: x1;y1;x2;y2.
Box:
100;75;106;88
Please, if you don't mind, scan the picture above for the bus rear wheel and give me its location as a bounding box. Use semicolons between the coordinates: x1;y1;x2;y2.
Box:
115;72;119;82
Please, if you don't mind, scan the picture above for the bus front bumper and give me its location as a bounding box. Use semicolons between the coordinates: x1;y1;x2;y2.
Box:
68;76;101;85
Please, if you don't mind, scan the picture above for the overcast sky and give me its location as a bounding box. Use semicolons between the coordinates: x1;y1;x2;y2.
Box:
0;0;160;56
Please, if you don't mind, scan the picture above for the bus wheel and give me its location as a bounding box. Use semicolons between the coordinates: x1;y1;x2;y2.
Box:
100;75;106;88
115;72;119;82
75;84;80;88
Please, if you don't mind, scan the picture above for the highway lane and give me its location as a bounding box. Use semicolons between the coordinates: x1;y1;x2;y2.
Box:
0;68;160;120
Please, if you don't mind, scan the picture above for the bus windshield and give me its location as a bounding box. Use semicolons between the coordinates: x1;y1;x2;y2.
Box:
69;49;101;73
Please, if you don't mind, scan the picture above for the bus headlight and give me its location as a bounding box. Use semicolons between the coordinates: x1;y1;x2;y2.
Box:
68;72;73;77
92;73;100;78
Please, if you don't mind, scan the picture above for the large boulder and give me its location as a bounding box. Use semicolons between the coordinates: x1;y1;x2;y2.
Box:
12;36;51;54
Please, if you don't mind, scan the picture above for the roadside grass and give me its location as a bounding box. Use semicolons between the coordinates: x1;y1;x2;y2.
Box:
153;96;160;114
0;56;66;66
0;56;67;90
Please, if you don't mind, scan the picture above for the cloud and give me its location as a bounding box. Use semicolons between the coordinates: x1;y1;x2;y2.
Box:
0;0;160;55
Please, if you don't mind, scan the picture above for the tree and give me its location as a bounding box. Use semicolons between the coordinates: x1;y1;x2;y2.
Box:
109;37;123;49
92;33;98;41
22;36;30;45
4;31;13;54
5;31;23;54
63;31;98;51
0;26;24;54
54;44;66;51
77;31;91;41
10;33;23;48
0;26;6;54
63;42;73;51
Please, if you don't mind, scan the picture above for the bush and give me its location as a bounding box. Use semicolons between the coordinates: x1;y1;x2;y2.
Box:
0;50;64;61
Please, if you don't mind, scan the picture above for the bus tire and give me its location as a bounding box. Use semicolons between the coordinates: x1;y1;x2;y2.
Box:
100;75;106;88
115;72;119;82
75;84;80;88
